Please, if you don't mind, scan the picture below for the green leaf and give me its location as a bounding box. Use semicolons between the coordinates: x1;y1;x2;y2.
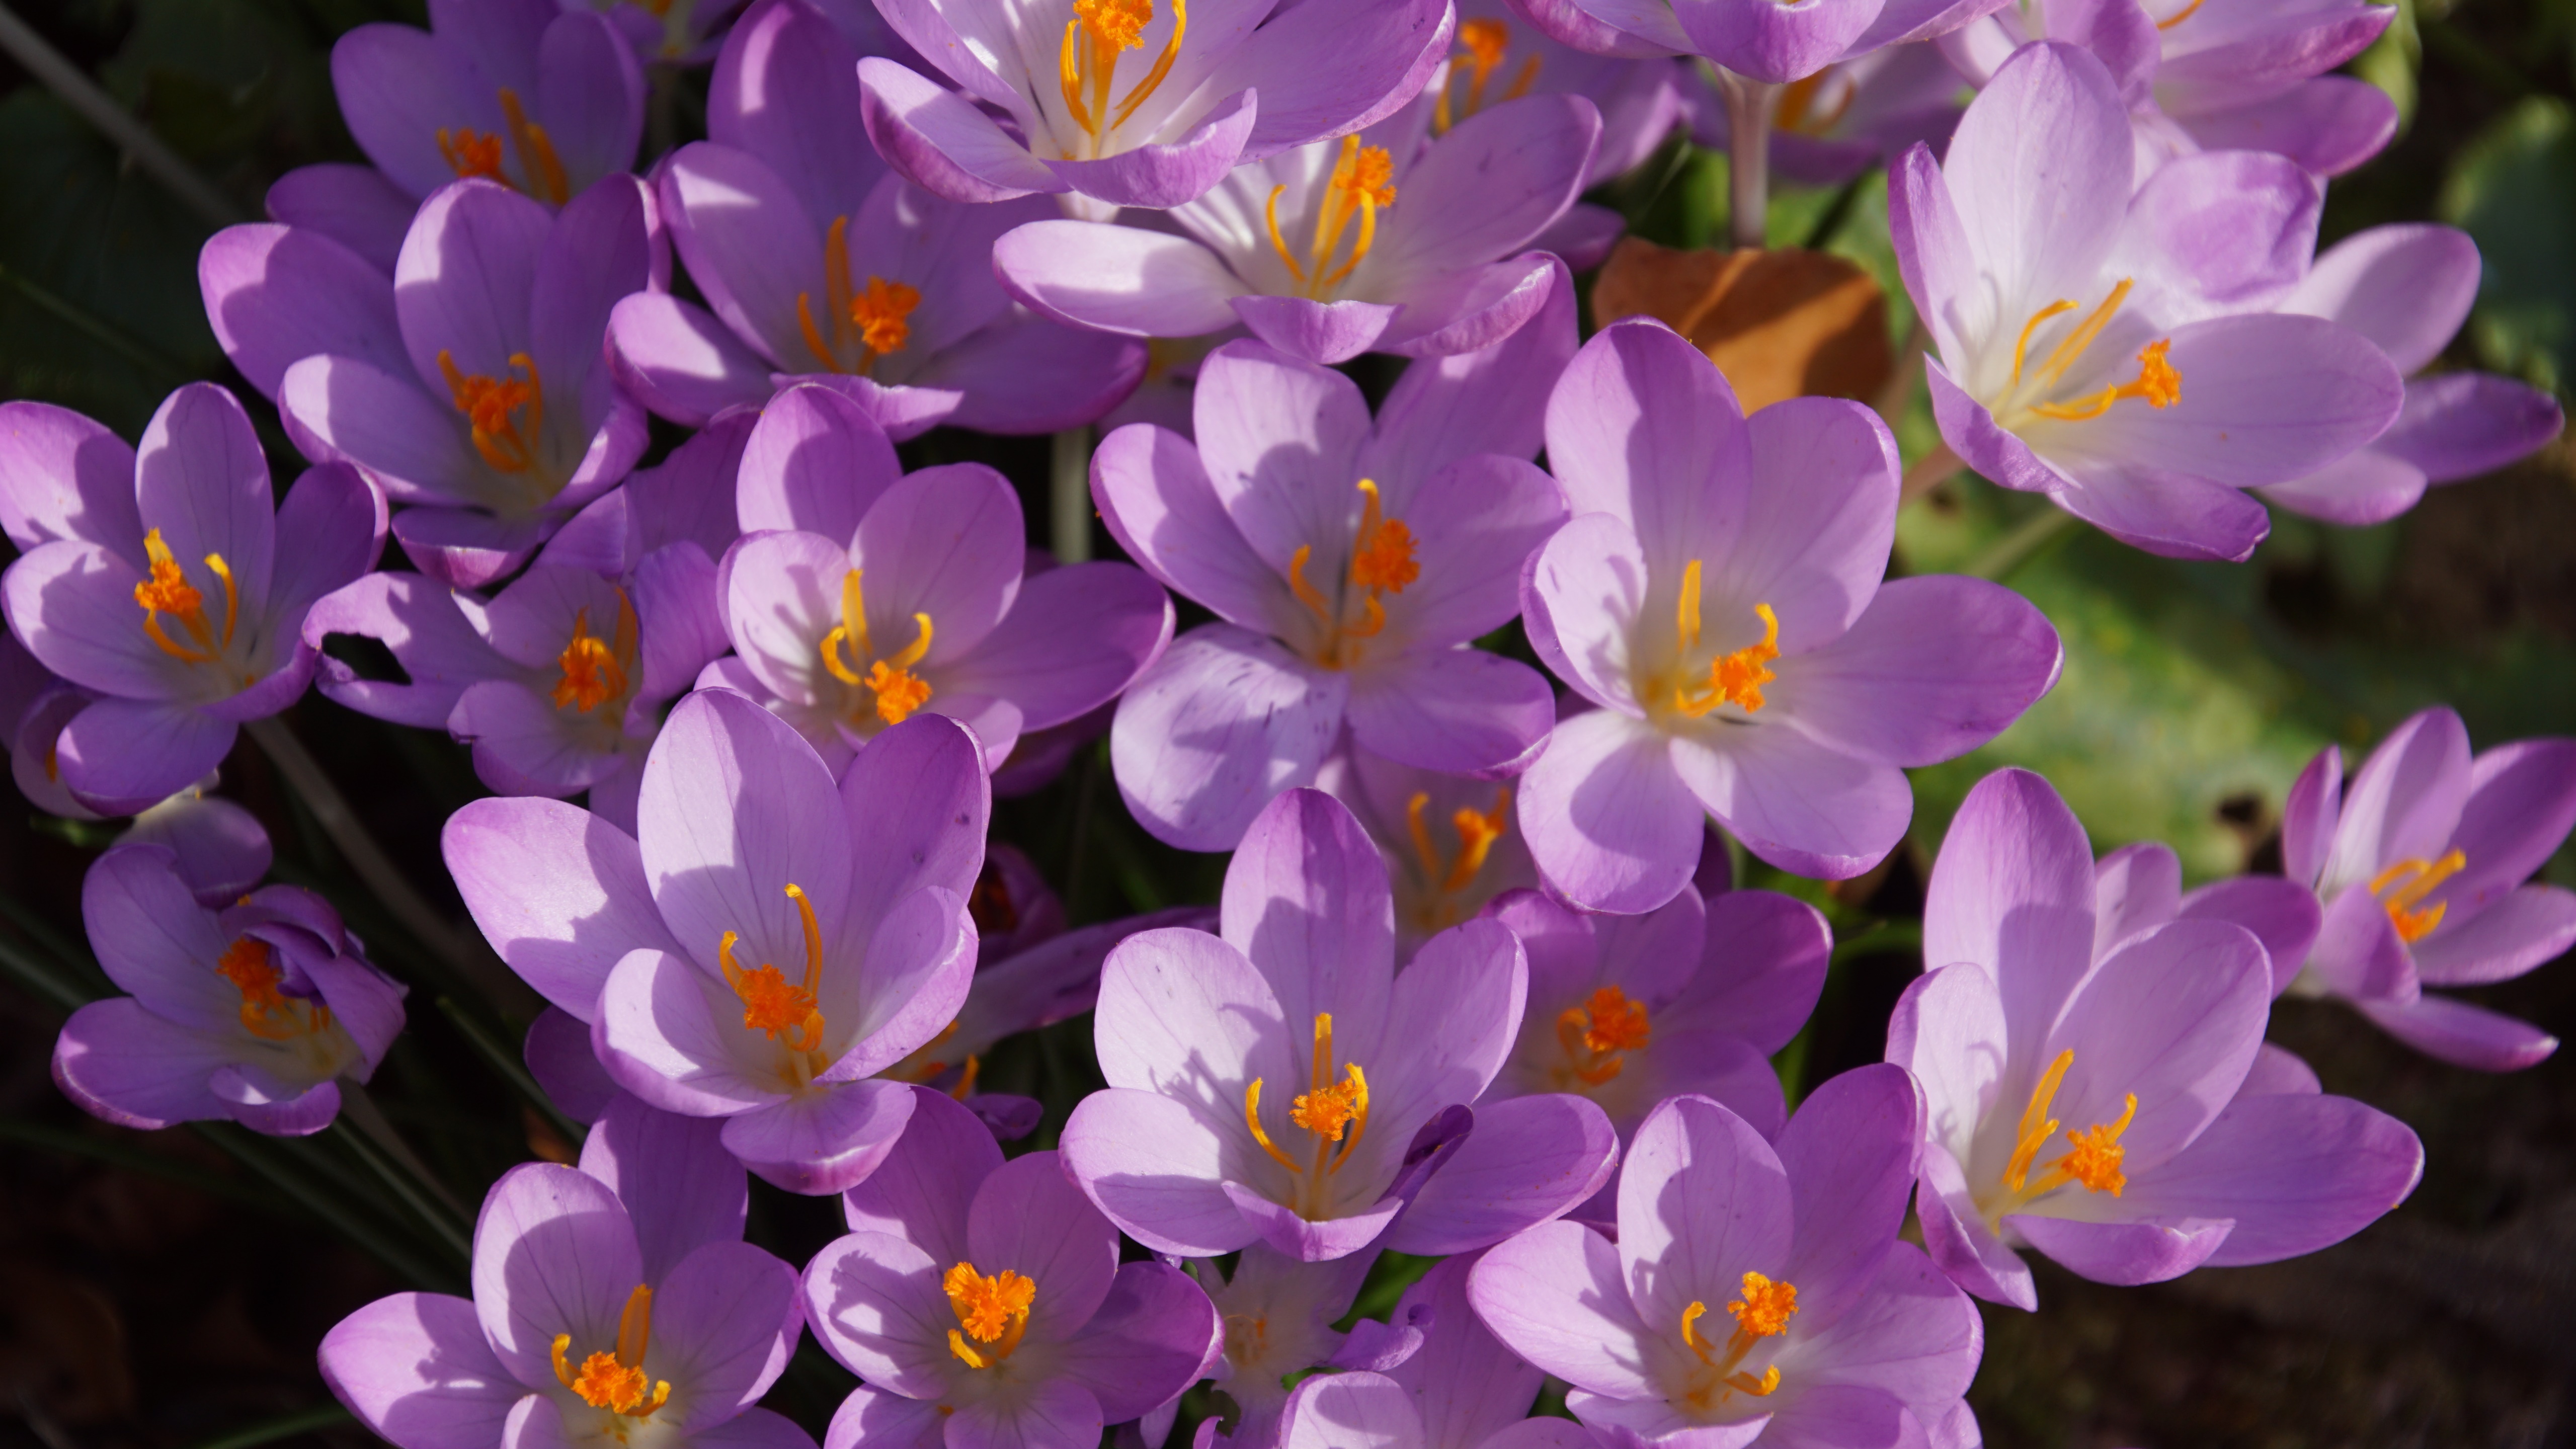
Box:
2440;96;2576;391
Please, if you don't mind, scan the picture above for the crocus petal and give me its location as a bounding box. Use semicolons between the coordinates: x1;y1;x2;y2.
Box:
2281;223;2477;374
2281;741;2342;889
2003;1211;2231;1286
1277;1370;1419;1449
1208;0;1452;157
264;163;415;276
57;699;241;817
1775;575;2061;768
577;1094;747;1283
2178;876;2323;996
2412;886;2576;988
1222;786;1397;1051
1911;1141;2034;1310
836;711;991;929
445;795;680;1020
82;843;235;1023
1366;259;1575;478
1110;624;1348;853
1619;1093;1794;1335
822;1386;946;1449
2119;1090;2421;1268
848;465;1024;666
1192;343;1374;578
708;0;882;224
137;383;276;612
1383;1092;1619;1256
1667;720;1913;881
2042;918;2271;1172
1775;1063;1924;1329
199;224;407;400
1780;1243;1980;1416
1344;648;1556;779
2374;371;2566;485
698;1410;822;1449
330;23;498;198
800;1229;957;1398
2432;738;2576;930
1232;297;1402;367
968;1150;1121;1341
1517;708;1705;916
951;1374;1104;1449
1092;926;1293;1111
720;1077;919;1194
1523;512;1650;714
1061;1087;1250;1257
1090;423;1292;632
994;222;1247;339
395;182;552;399
1384;453;1569;649
606;293;779;427
2354;993;2560;1072
2256;447;2430;528
2322;706;2471;896
0;400;139;555
1944;41;2132;314
1920;768;2096;1072
318;1293;524;1449
52;999;232;1130
1056;1261;1227;1423
470;1162;643;1389
280;353;484;503
937;562;1172;733
1466;1220;1658;1398
2303;884;2416;1004
2173;75;2396;178
525;1007;619;1123
636;1240;800;1429
1674;0;1885;85
1542;320;1751;580
856;57;1062;204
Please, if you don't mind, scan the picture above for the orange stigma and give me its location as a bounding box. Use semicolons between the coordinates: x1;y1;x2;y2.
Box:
552;599;636;713
1059;0;1185;153
2006;279;2183;423
797;217;922;377
216;936;332;1040
551;1284;671;1418
438;351;545;475
820;567;936;726
1678;1272;1797;1406
1287;478;1414;670
1985;1048;2139;1226
1670;561;1778;718
1243;1013;1372;1217
1556;985;1649;1087
133;529;242;669
437;89;568;203
2370;850;2466;943
944;1264;1036;1369
1266;135;1397;299
1403;787;1509;929
719;884;829;1063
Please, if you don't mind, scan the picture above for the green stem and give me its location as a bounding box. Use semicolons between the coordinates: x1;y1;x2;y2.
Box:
1721;71;1775;251
0;1119;275;1209
1965;507;2080;582
0;259;192;380
0;931;95;1014
0;4;244;226
1051;427;1094;564
185;1405;356;1449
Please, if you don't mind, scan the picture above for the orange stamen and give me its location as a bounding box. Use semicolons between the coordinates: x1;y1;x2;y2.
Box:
436;350;545;474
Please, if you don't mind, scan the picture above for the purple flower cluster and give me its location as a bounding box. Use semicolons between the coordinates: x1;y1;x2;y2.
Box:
8;0;2569;1445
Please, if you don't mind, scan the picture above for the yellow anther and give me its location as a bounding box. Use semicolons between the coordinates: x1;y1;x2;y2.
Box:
943;1263;1036;1345
1348;479;1418;594
1060;0;1187;150
2058;1096;2136;1196
1678;1273;1798;1406
851;276;920;356
134;528;241;667
2001;1048;2073;1194
2031;340;2183;422
437;350;545;474
2158;0;2205;26
551;1285;670;1417
821;567;937;725
2008;280;2183;423
1267;136;1397;299
1726;1272;1797;1339
865;660;932;725
438;127;506;183
1286;478;1414;669
216;936;330;1041
1242;1013;1372;1211
1986;1048;2139;1222
2370;849;2466;943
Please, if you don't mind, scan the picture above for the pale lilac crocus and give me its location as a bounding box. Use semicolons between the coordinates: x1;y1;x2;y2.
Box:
2089;839;2320;995
442;688;989;1192
2278;707;2576;1071
704;385;1172;776
606;0;1145;438
1274;1255;1596;1449
1889;41;2405;561
54;843;406;1136
274;0;643;272
803;1087;1222;1449
1095;292;1575;852
1690;41;1963;185
856;0;1452;212
1941;0;2397;178
2259;225;2566;525
0;387;384;813
1888;767;2425;1309
993;88;1598;366
1190;1245;1383;1449
1063;788;1619;1262
321;1095;812;1449
1518;320;2061;910
202;177;655;587
1471;1070;1985;1449
1316;744;1538;962
1480;881;1827;1139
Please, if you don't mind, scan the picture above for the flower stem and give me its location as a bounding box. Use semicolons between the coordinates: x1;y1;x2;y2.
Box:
340;1078;474;1225
1052;426;1094;564
244;714;525;1010
1721;72;1774;251
1965;507;2080;581
1899;443;1962;505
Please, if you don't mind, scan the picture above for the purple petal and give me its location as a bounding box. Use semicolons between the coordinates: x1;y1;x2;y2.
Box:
2355;993;2560;1072
840;1082;997;1264
1058;1260;1225;1423
445;795;679;1020
1061;1087;1250;1257
738;382;902;541
836;708;989;928
2282;742;2342;888
1366;258;1576;476
1668;720;1913;880
2431;736;2576;932
648;1240;802;1427
662;142;822;369
578;1093;747;1283
1712;395;1899;654
2282;223;2477;374
1542;320;1750;580
1781;1244;1980;1415
2256;447;2429;528
1344;648;1555;779
1518;708;1703;916
529;176;653;395
1277;1371;1418;1449
394;181;551;399
708;0;883;226
318;1293;525;1449
1465;1220;1657;1397
2043;918;2271;1172
1524;512;1649;713
524;1007;619;1123
52;999;232;1130
2376;371;2566;485
1212;0;1452;157
2126;1089;2421;1267
849;465;1024;666
698;1410;821;1449
0;400;138;555
967;1150;1120;1340
265;164;416;275
916;311;1151;437
1674;0;1884;84
200;223;406;400
1778;576;2061;768
939;562;1172;734
2412;886;2576;988
2321;706;2470;896
470;1162;643;1388
607;293;779;427
2178;875;2321;996
1944;42;2132;309
530;13;644;193
57;699;241;816
1385;453;1568;648
1618;1093;1793;1334
1660;884;1828;1057
1384;1092;1619;1256
856;57;1061;203
138;383;276;612
2174;75;2396;178
2004;1212;2230;1286
1912;1142;2034;1309
1232;297;1402;367
1109;624;1348;853
994;222;1247;339
822;1386;946;1449
1220;786;1398;1050
800;1229;956;1397
2304;884;2416;1003
1921;768;2096;1065
330;23;498;199
2063;314;2403;490
1379;97;1599;275
1775;1064;1923;1328
720;1077;919;1194
1091;423;1292;632
280;354;484;505
1192;343;1374;579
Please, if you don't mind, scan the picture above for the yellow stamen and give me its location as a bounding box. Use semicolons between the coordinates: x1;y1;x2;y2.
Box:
134;528;242;667
1987;1048;2140;1221
795;216;922;378
1347;479;1418;593
1773;71;1854;136
552;605;633;713
820;568;937;725
437;350;545;474
2006;280;2184;423
550;1285;671;1418
1242;1013;1372;1211
1266;136;1397;299
216;936;331;1041
1554;985;1650;1088
949;1055;981;1099
718;884;827;1054
1678;1276;1796;1407
496;88;571;205
1286;478;1415;669
865;660;933;724
851;277;921;357
1671;561;1779;717
1404;787;1510;904
2030;340;2183;421
2009;300;2078;388
943;1263;1036;1344
2369;849;2467;943
1726;1272;1797;1339
438;127;506;183
1060;0;1186;152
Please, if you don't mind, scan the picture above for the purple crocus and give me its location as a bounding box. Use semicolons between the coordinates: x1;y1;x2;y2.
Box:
1512;0;2005;85
855;0;1451;212
1689;41;1963;185
2089;839;2320;996
1887;767;2425;1308
2278;708;2576;1071
2259;225;2566;525
274;0;644;273
0;387;384;814
321;1095;812;1449
1061;788;1619;1262
1480;881;1827;1139
802;1087;1222;1449
704;385;1172;777
1470;1070;1985;1448
605;0;1147;438
442;687;988;1192
1516;320;2061;910
1094;293;1575;852
1888;41;2405;561
201;177;654;588
1316;744;1539;962
1191;1245;1382;1449
993;90;1598;366
54;843;406;1136
1941;0;2397;178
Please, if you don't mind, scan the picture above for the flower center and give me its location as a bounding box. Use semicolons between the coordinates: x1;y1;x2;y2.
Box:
1266;136;1399;301
1433;19;1539;133
438;350;547;478
1059;0;1185;156
2369;849;2465;943
719;884;830;1080
1286;478;1415;670
551;1284;671;1419
1773;71;1855;136
553;597;637;714
1403;787;1509;930
1667;560;1778;719
437;89;570;205
1555;985;1649;1088
1979;1048;2138;1229
1245;1012;1372;1219
1678;1271;1796;1407
133;528;248;679
216;936;334;1041
797;217;921;377
945;1263;1036;1369
1996;279;2182;425
819;567;936;726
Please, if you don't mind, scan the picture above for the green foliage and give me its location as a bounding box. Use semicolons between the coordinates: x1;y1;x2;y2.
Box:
2442;95;2576;390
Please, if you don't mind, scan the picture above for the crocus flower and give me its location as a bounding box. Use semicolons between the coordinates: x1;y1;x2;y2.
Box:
1275;1254;1596;1449
2278;707;2576;1071
856;0;1452;212
993;89;1598;365
2259;225;2566;526
274;0;643;272
1095;291;1575;851
1940;0;2397;178
606;0;1146;438
1689;41;1963;185
1470;1069;1985;1448
54;843;406;1136
1887;767;2425;1308
703;386;1171;776
1316;744;1538;961
202;177;654;588
0;386;384;814
1454;0;1695;189
1888;41;2405;561
2088;839;2320;995
803;1087;1222;1449
1512;0;2006;85
1190;1245;1382;1449
1;628;94;818
321;1095;812;1449
1517;320;2060;909
1479;881;1827;1139
1063;788;1619;1262
441;687;988;1192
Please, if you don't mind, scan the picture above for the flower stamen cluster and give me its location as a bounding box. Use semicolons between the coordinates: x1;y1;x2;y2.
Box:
550;1284;672;1419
